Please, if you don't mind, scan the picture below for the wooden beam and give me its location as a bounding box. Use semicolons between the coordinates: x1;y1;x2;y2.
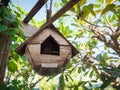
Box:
37;0;80;30
50;0;80;23
0;33;11;84
31;0;80;36
23;0;46;23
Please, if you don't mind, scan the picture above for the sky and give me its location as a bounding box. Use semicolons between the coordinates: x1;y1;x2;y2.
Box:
11;0;63;21
11;0;49;21
11;0;96;21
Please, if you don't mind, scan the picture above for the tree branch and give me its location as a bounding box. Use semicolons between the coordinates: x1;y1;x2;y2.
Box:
82;18;120;55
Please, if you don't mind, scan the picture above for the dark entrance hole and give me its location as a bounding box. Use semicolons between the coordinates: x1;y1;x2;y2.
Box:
41;36;59;55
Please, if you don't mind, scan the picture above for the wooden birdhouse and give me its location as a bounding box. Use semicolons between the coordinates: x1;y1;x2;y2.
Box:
15;0;80;76
16;24;79;76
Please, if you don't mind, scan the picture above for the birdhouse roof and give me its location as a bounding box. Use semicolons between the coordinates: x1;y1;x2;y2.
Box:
15;23;79;57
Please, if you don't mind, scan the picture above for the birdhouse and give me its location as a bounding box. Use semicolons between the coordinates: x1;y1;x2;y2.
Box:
16;24;79;76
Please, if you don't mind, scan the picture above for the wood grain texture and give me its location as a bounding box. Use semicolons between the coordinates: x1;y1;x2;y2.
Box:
21;22;39;37
0;33;11;84
31;28;70;45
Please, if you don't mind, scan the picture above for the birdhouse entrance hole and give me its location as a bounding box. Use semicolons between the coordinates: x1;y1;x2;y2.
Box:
41;36;60;56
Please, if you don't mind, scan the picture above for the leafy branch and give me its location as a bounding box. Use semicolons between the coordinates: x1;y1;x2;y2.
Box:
81;18;120;55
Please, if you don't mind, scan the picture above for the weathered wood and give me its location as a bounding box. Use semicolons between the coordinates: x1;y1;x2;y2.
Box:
16;24;79;57
16;0;80;56
21;22;38;37
23;0;46;23
24;29;73;76
0;33;11;84
31;28;70;45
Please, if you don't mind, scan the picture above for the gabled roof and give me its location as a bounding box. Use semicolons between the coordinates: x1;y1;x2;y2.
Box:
15;23;79;57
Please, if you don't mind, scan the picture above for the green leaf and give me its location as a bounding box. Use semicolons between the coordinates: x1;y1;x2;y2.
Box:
89;70;94;78
8;59;18;72
101;75;113;89
99;0;104;4
91;80;97;82
62;0;68;4
0;17;2;22
74;3;80;14
7;28;17;35
68;74;73;81
87;39;98;50
96;54;102;61
82;4;96;17
71;23;80;27
78;81;85;86
59;74;65;89
65;75;69;81
8;85;19;90
0;44;3;50
99;58;107;66
82;6;90;18
103;52;107;60
88;4;96;17
46;76;54;82
101;4;116;15
78;67;81;73
107;0;116;5
0;24;8;32
0;83;7;90
74;85;78;90
80;0;86;6
89;82;92;87
0;8;4;13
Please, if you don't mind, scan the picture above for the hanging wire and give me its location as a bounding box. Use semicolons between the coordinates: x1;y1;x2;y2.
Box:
45;0;48;11
45;0;53;23
45;0;53;11
49;0;53;11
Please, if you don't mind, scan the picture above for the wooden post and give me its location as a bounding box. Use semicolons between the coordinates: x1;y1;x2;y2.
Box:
0;33;11;84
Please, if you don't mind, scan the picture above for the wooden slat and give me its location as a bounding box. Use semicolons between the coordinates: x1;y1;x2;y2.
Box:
23;0;46;23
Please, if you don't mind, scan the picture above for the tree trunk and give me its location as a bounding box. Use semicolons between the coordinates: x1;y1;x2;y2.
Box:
0;33;11;84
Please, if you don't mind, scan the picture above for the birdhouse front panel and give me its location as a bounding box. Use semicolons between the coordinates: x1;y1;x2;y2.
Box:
30;28;70;45
25;42;72;68
16;24;79;76
24;28;74;75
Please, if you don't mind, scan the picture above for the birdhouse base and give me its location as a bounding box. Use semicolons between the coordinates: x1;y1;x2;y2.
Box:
34;65;64;76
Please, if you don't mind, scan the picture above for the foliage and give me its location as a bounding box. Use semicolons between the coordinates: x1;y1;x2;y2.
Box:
0;0;120;90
